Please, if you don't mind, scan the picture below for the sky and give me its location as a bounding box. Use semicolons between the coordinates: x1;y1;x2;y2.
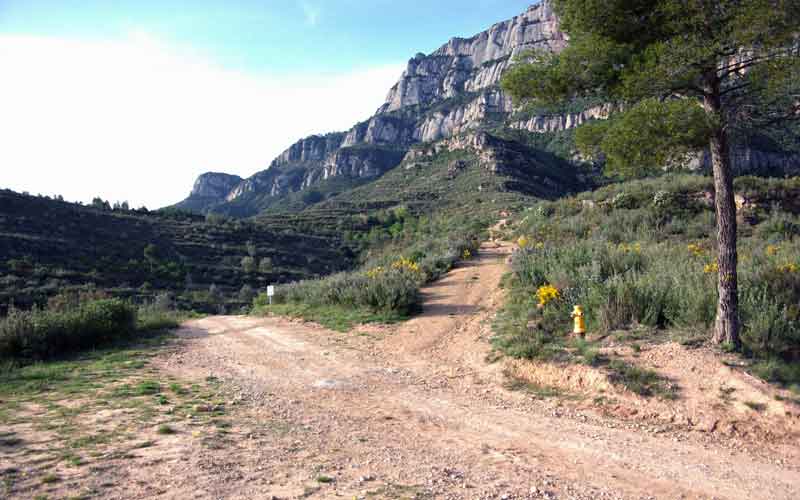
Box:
0;0;535;209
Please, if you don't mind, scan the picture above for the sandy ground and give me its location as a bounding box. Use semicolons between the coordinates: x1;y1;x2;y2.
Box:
90;241;798;500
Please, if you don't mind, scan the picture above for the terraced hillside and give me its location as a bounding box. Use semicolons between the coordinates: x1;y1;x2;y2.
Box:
0;190;360;313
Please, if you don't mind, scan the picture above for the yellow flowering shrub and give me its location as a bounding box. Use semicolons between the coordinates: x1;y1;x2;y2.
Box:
687;243;705;257
536;284;560;307
366;266;386;279
618;242;642;254
391;257;421;274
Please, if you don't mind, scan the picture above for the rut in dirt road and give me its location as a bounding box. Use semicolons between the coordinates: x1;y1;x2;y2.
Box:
151;242;800;500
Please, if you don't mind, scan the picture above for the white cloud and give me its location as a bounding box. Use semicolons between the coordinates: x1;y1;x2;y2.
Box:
0;34;403;208
300;2;321;27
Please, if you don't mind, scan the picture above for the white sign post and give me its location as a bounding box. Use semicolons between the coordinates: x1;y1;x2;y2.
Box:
267;285;275;305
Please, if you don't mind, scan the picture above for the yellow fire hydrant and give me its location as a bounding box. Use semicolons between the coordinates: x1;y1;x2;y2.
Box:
571;305;586;337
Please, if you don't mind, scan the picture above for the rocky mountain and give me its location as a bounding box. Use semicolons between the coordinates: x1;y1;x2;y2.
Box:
174;0;800;217
174;1;575;216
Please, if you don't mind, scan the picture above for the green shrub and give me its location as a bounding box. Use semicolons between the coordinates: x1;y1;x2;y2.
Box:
254;228;480;322
499;174;800;365
0;299;137;360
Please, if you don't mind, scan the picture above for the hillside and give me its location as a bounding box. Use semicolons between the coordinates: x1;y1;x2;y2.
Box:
0;190;359;314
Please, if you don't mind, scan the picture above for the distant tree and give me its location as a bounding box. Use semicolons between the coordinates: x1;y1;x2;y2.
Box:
241;256;257;274
208;284;222;304
121;201;130;211
91;197;110;210
205;213;227;225
238;284;255;303
302;190;324;205
143;244;159;272
245;240;258;258
184;271;194;291
153;291;173;312
258;257;273;274
501;0;800;349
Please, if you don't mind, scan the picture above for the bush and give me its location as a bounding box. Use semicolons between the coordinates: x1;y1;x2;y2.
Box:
0;299;137;360
254;230;480;321
499;174;800;364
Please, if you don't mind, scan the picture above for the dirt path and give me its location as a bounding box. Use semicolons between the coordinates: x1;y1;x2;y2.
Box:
138;242;800;500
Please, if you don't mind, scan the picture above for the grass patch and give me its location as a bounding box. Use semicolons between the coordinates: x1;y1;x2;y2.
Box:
315;475;335;484
255;303;406;332
503;372;566;399
156;424;176;435
607;359;678;399
744;401;767;412
41;473;59;484
135;380;161;396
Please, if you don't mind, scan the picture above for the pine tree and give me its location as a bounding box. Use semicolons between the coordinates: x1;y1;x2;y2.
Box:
502;0;800;348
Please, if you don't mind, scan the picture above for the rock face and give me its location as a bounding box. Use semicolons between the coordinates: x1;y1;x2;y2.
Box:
177;173;244;212
378;2;564;114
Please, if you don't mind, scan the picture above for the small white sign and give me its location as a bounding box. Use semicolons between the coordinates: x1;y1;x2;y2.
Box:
267;285;275;297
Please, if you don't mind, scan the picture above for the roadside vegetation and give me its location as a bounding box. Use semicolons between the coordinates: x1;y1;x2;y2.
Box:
0;290;185;362
253;211;483;331
494;174;800;392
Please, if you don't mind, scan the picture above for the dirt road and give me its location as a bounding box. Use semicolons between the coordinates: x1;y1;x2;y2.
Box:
147;243;799;499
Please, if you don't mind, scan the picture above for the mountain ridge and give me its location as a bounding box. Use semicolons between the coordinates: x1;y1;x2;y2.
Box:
174;1;570;216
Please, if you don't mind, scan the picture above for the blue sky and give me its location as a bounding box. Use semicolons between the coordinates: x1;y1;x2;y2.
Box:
0;0;536;208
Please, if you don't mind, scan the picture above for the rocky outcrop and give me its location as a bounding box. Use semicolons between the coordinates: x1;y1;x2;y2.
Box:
305;147;408;187
189;173;243;200
416;90;513;143
378;2;565;113
696;148;800;176
342;116;417;147
272;133;345;168
511;104;616;134
174;173;244;212
402;130;586;197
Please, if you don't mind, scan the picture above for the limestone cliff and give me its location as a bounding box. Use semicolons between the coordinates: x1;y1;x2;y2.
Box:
176;173;243;212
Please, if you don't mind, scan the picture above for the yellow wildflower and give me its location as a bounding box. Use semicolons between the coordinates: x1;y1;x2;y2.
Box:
777;263;798;274
517;236;529;249
536;284;560;307
704;262;719;274
366;266;385;279
687;243;705;257
462;249;472;260
767;245;780;256
391;257;421;274
618;242;642;254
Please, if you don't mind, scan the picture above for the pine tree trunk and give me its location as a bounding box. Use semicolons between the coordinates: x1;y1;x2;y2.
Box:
704;78;741;348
